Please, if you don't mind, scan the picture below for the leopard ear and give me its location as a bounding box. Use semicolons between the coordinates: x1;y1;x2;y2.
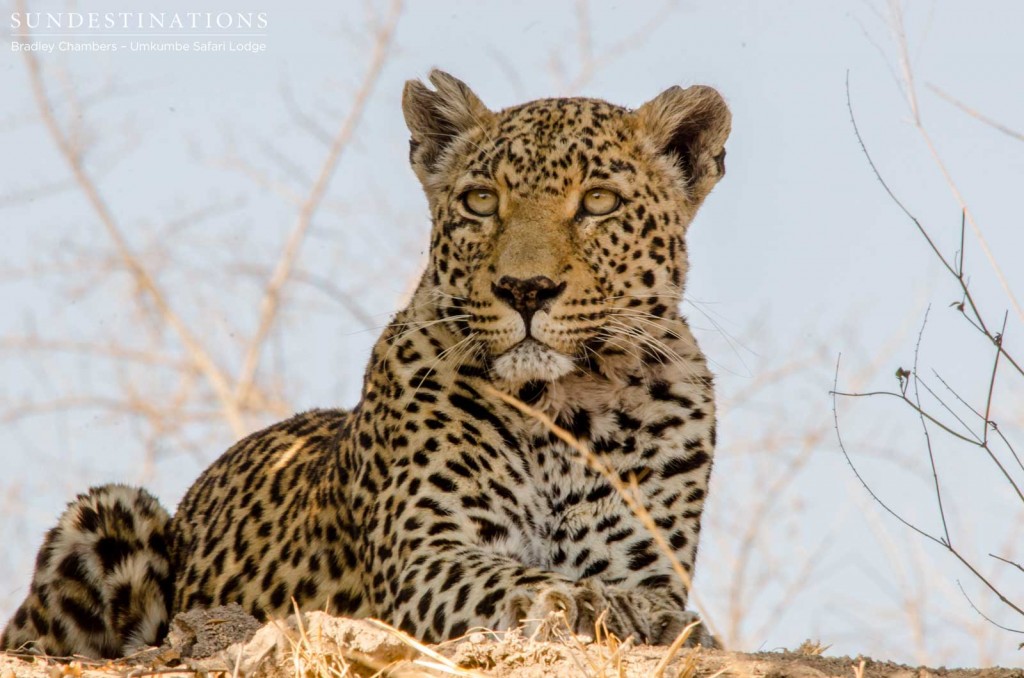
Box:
636;85;731;204
402;69;493;182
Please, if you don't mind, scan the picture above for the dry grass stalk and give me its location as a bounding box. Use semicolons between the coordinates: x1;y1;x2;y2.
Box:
651;621;701;678
669;648;707;678
362;620;485;677
926;84;1024;144
282;603;355;678
578;610;634;678
553;0;682;92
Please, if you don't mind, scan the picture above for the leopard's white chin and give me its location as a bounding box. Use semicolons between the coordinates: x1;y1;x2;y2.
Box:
492;339;575;384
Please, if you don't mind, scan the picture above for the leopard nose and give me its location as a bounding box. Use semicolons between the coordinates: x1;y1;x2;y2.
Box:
491;275;566;316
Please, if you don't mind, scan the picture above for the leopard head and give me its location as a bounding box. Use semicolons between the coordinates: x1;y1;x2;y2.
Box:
402;70;731;386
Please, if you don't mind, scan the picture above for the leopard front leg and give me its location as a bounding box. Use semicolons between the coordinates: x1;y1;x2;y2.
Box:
362;458;682;641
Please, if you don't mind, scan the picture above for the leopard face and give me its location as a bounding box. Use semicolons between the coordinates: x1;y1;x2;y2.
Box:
403;72;730;386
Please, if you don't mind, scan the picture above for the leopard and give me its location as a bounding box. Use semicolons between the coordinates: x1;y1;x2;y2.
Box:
1;69;731;658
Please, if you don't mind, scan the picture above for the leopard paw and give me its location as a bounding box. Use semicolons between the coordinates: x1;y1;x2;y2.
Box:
505;580;606;640
650;609;719;647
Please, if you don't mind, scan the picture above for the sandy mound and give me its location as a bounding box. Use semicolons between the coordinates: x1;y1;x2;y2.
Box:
1;607;1019;678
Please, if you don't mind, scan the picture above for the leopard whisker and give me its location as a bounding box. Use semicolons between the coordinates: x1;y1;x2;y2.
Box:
606;311;685;341
603;320;700;378
409;333;480;400
597;323;662;368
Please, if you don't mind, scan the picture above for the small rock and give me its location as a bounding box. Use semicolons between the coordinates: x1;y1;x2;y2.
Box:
166;604;263;659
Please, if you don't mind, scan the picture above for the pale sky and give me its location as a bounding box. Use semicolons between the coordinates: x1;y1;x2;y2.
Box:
1;0;1022;667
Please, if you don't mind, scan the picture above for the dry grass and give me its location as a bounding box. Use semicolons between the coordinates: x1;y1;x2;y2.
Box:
272;604;487;678
793;640;831;657
362;620;486;677
282;607;356;678
5;611;1021;678
651;622;702;678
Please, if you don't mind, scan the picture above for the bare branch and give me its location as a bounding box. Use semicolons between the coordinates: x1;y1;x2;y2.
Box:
832;389;981;446
279;77;334;146
0;335;188;369
17;0;245;437
233;0;403;406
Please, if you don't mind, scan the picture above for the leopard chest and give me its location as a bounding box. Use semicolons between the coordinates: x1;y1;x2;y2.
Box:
505;395;711;583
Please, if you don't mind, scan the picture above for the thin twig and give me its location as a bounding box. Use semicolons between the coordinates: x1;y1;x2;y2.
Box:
833;356;1024;618
981;313;1007;445
832;389;979;446
833;356;938;545
916;376;981;443
992;426;1024;478
910;308;950;546
956;581;1024;635
834;385;1024;508
846;73;1023;379
930;369;985;428
989;554;1024;576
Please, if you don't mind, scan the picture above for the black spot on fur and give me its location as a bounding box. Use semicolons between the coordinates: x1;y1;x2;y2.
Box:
96;537;135;573
660;451;710;479
61;595;106;636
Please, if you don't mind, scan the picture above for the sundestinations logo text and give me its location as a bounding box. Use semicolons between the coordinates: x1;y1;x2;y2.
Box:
10;12;268;31
9;11;269;55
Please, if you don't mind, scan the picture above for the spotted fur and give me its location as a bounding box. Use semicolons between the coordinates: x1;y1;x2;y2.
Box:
2;70;731;657
1;486;172;657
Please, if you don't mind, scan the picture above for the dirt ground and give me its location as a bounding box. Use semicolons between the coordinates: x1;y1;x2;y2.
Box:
1;607;1020;678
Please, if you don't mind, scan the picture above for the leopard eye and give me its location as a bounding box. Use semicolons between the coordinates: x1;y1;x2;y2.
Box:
581;189;621;216
462;189;499;217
